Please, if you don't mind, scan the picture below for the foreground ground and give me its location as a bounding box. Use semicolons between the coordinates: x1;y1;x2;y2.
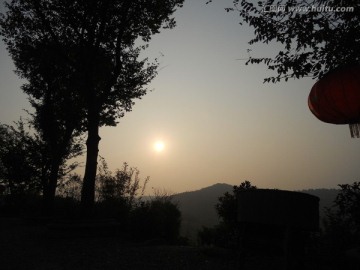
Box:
1;217;241;270
0;217;357;270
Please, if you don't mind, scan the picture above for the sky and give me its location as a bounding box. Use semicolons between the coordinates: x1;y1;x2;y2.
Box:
1;0;360;194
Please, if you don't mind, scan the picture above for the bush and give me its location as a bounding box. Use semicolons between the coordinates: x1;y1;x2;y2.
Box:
57;173;82;201
0;194;42;217
95;158;149;206
0;194;81;218
130;196;181;244
198;223;242;249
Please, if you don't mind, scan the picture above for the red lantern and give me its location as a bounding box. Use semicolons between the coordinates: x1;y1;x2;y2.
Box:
308;65;360;138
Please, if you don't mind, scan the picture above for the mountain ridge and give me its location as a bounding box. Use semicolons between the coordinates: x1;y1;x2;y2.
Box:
172;183;339;242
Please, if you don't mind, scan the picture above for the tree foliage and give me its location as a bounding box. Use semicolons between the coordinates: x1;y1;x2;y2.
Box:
0;110;84;213
335;182;360;229
324;182;360;249
218;0;360;82
0;119;81;198
0;120;43;195
34;97;84;212
0;116;81;215
216;180;257;226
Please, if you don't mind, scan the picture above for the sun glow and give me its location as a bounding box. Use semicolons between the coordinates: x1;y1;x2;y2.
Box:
154;141;165;152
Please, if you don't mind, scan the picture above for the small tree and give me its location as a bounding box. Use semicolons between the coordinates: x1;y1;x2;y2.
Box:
216;181;257;227
324;182;360;250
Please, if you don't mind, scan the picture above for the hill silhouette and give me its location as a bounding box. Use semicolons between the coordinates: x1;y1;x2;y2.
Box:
173;183;339;242
173;183;232;240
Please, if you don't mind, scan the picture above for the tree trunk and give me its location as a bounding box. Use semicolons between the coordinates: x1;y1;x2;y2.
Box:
42;127;75;215
81;110;101;214
42;157;61;215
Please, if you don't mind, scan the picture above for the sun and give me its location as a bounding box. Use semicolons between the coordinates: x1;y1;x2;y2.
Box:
154;141;165;152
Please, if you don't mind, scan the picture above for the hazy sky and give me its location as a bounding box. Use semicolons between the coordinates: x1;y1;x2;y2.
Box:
1;0;360;194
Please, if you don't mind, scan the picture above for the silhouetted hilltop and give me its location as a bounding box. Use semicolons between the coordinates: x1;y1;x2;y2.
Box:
173;183;232;241
173;183;340;242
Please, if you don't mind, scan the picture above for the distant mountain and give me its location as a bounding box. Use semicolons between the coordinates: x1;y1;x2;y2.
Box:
172;183;232;241
300;188;339;216
173;183;340;242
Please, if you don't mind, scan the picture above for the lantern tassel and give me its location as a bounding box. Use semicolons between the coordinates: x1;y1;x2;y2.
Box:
349;123;360;138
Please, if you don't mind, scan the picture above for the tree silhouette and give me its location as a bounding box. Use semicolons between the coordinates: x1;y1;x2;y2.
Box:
27;46;85;212
217;0;360;82
324;182;360;250
0;121;42;196
34;99;84;213
216;180;257;227
0;119;81;200
0;36;84;212
0;0;184;212
197;181;257;248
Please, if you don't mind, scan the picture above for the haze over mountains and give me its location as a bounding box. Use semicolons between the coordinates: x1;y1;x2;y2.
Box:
171;183;339;242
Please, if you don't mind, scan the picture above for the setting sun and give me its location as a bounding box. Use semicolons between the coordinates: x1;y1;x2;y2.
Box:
154;141;165;152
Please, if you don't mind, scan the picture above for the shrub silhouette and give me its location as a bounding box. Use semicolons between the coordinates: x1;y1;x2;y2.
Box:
96;158;148;203
93;158;149;221
130;196;181;244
